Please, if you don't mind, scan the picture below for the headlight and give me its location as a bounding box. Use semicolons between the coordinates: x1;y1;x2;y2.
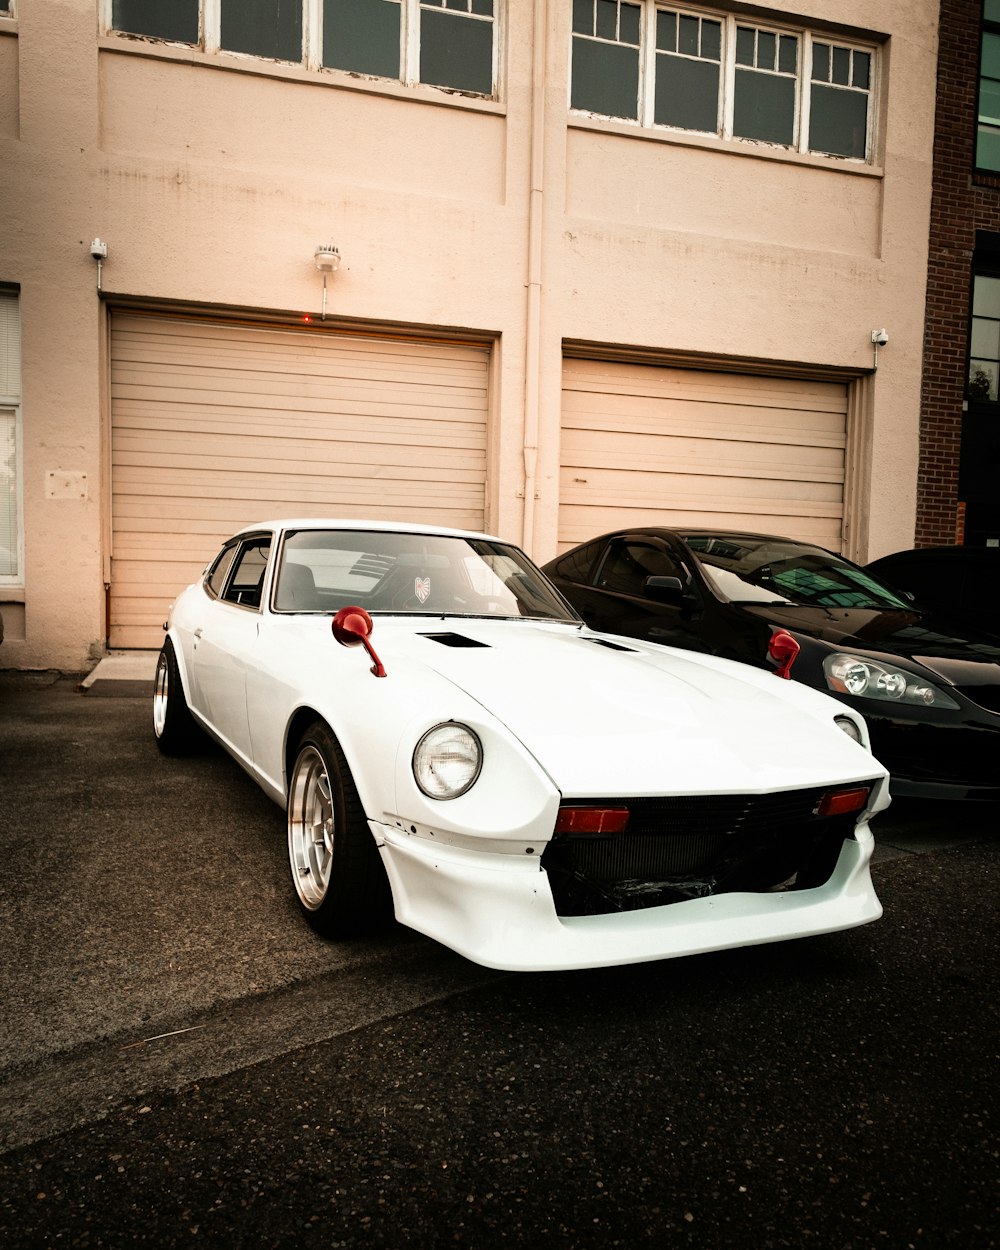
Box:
823;654;960;709
413;723;482;799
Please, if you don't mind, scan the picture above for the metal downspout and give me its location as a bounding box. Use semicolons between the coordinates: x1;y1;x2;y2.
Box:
521;0;547;553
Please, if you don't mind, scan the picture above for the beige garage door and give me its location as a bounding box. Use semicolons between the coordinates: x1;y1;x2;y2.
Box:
110;314;490;648
559;359;849;553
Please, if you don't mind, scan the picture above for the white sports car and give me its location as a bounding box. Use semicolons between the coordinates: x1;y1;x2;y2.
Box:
153;519;889;972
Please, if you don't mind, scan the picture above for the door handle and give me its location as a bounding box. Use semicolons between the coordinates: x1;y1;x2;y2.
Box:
194;627;203;639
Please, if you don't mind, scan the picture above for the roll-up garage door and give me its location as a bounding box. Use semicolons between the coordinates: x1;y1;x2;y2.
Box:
559;359;849;553
110;314;489;648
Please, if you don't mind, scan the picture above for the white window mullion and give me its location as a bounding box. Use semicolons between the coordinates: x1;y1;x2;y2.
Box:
402;0;420;86
304;0;322;70
639;2;656;128
203;0;221;54
798;32;812;155
721;15;736;140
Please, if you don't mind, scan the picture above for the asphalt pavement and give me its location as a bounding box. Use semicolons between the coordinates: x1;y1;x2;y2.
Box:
0;669;997;1249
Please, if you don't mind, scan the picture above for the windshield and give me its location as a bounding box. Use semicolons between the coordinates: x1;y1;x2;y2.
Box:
273;529;577;622
683;534;914;611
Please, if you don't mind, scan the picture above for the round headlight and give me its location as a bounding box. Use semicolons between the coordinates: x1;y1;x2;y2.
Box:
413;723;482;799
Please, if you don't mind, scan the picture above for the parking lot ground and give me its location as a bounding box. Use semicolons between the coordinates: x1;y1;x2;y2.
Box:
0;673;998;1248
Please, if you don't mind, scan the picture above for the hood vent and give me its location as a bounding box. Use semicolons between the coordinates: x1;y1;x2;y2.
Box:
588;637;638;652
420;632;491;649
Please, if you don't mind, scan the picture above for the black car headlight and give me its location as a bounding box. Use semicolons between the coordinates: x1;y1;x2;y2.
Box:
413;723;483;799
823;654;960;709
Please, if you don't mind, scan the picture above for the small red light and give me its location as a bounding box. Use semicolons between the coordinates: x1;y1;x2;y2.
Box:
815;786;870;818
768;629;800;679
554;807;630;835
303;314;312;323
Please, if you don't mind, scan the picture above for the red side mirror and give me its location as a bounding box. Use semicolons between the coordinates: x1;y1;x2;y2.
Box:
768;629;800;680
332;606;387;678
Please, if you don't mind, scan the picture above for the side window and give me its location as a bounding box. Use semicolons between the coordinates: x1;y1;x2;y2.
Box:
222;539;272;608
597;540;683;596
552;538;605;584
205;542;239;598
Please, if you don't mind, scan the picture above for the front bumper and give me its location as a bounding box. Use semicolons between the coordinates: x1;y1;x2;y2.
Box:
373;820;882;972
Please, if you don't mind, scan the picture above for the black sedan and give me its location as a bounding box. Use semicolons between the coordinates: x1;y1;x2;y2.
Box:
866;545;1000;637
543;528;1000;801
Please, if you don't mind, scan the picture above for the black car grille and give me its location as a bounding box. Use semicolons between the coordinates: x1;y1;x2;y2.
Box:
541;787;873;917
866;720;1000;788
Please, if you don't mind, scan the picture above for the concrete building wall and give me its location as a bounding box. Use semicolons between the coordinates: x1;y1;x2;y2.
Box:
0;0;939;670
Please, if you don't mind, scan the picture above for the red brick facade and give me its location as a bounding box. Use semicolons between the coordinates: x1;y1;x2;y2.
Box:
918;0;1000;545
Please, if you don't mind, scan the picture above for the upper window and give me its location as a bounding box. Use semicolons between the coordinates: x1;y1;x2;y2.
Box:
1;291;22;585
978;1;1000;171
0;1;13;16
108;0;497;98
969;272;1000;402
570;2;876;163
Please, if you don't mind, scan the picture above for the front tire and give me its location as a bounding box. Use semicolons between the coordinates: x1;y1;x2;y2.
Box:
152;638;202;755
287;721;392;937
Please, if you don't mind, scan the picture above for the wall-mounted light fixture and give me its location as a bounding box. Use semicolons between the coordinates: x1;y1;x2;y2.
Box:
871;328;889;370
314;244;341;320
90;238;108;292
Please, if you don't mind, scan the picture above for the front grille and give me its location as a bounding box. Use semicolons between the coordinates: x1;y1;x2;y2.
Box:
953;683;1000;715
866;720;1000;787
542;787;873;917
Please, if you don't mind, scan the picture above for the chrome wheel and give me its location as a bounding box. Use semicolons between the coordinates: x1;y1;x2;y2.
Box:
152;650;169;738
288;745;336;910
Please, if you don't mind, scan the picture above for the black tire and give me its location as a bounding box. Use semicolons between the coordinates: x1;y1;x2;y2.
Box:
287;720;392;937
152;638;203;755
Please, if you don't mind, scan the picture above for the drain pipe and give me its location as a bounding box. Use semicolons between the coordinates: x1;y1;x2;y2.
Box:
521;0;547;554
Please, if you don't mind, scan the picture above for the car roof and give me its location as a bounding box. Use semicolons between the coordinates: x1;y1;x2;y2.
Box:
233;518;503;543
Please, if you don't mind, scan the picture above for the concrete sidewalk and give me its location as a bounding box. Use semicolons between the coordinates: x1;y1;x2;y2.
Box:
79;649;159;697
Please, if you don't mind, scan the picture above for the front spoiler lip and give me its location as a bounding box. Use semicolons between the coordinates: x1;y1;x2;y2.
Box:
372;820;881;972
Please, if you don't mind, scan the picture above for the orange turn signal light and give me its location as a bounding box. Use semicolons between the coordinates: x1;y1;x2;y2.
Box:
554;807;630;835
814;786;870;818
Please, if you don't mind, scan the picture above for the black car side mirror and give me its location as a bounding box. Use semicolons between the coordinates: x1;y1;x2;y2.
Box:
644;575;685;605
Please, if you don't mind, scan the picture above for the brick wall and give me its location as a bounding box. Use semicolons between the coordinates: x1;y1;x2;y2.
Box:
918;0;1000;545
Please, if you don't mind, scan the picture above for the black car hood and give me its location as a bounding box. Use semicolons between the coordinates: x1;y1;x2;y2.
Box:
739;603;1000;686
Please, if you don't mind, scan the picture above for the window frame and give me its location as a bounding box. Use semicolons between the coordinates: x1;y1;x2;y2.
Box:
102;0;501;101
569;3;879;166
976;0;1000;174
0;290;22;589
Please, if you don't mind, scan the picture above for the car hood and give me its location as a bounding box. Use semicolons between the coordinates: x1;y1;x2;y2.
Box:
739;603;1000;687
382;619;883;798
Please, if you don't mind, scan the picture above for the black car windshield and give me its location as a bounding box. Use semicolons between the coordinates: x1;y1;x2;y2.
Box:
682;534;914;610
274;529;577;621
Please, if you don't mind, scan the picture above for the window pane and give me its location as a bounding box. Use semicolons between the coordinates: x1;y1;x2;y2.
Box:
809;84;868;159
735;26;754;66
977;124;1000;171
983;30;1000;78
596;0;618;40
701;19;720;60
854;51;870;90
654;55;719;132
987;0;1000;21
0;409;17;578
221;0;302;62
619;1;640;44
971;317;1000;360
656;10;677;52
778;35;797;75
832;45;850;85
572;0;593;35
969;361;999;402
758;31;776;70
981;78;1000;125
973;275;1000;317
112;0;199;43
678;14;699;56
812;42;830;81
571;38;639;118
420;7;493;94
733;69;795;145
324;0;400;77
